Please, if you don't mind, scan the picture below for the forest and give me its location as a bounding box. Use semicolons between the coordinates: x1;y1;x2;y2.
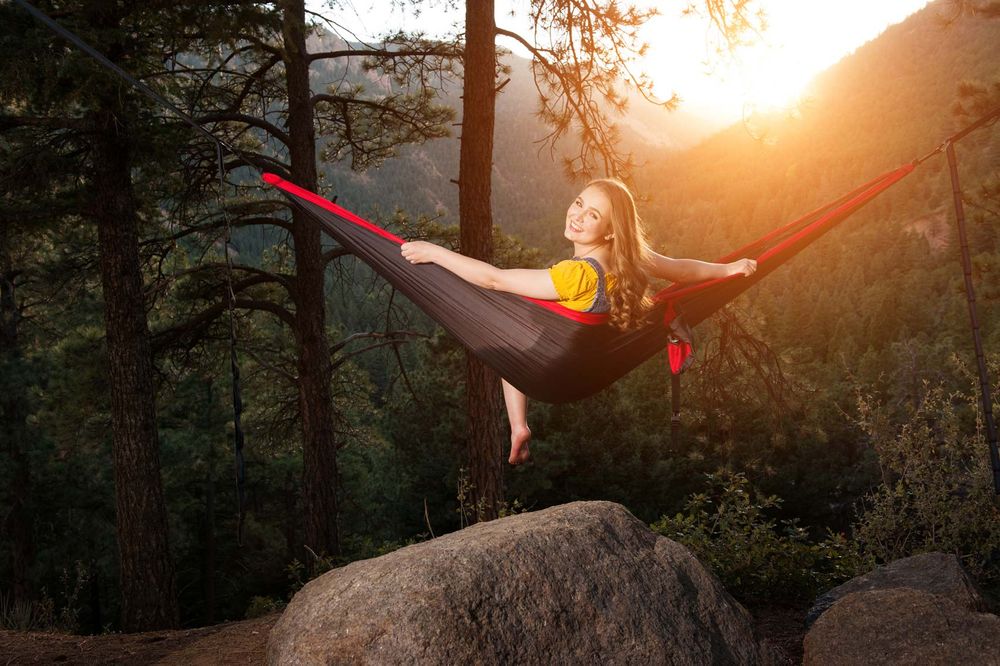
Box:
1;0;999;640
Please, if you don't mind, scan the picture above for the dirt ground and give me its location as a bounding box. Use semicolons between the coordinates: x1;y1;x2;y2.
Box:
0;614;277;665
0;604;807;665
751;603;809;665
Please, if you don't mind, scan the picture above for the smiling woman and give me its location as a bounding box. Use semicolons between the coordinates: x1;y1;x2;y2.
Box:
399;177;755;465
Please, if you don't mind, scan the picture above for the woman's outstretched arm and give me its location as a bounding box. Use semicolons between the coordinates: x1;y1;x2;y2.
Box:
401;241;560;300
645;249;757;283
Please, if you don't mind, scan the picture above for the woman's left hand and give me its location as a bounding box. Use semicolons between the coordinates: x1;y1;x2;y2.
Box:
401;241;441;265
727;258;758;277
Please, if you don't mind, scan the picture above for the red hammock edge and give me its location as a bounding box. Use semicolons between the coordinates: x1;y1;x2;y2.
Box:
263;162;914;329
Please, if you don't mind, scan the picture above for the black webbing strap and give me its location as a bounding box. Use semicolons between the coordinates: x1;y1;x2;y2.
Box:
913;104;1000;166
670;373;681;450
945;141;1000;495
220;142;248;543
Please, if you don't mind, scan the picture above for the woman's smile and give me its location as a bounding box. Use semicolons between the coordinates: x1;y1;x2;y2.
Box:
565;185;612;244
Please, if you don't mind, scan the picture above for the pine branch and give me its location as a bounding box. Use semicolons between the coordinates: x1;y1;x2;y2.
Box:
308;46;462;63
0;115;87;131
196;111;291;145
329;330;427;370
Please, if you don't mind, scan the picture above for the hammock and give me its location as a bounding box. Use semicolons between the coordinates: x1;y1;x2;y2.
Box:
263;165;913;403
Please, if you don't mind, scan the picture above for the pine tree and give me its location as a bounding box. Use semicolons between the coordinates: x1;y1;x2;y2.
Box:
0;0;274;632
150;0;455;559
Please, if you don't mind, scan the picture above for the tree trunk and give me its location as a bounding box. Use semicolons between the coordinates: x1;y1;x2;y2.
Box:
0;221;34;604
459;0;504;521
92;107;179;631
281;0;340;559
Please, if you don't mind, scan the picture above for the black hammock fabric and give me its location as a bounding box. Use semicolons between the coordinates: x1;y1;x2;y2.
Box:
263;165;913;403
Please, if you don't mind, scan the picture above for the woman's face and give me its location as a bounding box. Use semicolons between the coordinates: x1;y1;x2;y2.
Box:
565;185;612;245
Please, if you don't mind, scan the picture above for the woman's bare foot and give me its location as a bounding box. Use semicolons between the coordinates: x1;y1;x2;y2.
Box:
509;425;531;465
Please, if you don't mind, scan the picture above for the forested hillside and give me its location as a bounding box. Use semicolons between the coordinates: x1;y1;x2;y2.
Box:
637;3;999;402
627;1;1000;529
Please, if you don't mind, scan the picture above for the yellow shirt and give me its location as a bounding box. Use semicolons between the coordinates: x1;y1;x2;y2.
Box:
548;259;616;312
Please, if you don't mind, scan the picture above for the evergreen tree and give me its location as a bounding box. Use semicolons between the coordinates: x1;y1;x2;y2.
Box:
0;0;276;632
151;0;455;559
0;211;35;606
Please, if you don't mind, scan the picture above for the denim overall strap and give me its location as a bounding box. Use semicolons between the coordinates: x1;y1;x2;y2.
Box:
578;257;610;314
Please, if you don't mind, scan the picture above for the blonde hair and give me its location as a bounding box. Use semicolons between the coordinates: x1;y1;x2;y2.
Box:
586;178;652;330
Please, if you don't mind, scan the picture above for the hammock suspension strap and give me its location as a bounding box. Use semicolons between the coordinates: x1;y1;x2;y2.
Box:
945;140;1000;494
670;373;682;449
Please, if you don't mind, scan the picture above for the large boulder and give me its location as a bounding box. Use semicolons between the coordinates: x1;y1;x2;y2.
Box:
803;588;1000;666
267;501;773;665
805;552;985;627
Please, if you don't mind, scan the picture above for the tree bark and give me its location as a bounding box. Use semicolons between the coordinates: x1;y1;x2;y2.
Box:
0;221;34;604
281;0;341;559
92;106;179;631
459;0;504;521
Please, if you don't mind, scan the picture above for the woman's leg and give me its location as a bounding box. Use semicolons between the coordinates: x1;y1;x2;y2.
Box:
502;378;532;464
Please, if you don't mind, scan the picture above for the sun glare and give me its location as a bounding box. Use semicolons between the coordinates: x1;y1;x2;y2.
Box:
714;44;816;112
641;0;931;123
316;1;933;125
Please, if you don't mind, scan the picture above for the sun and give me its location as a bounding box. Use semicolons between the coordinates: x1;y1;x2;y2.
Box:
641;24;817;122
638;1;932;124
726;44;815;111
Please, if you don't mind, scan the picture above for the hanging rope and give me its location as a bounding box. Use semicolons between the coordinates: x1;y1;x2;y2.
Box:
217;144;249;544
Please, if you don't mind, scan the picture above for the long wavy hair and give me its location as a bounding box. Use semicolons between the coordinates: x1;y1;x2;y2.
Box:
587;178;652;330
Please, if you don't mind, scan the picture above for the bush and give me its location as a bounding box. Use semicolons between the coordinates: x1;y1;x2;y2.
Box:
244;596;285;619
651;470;869;602
0;562;90;632
852;377;1000;586
0;594;52;631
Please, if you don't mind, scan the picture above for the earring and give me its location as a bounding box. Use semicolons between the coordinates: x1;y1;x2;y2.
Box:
604;234;615;241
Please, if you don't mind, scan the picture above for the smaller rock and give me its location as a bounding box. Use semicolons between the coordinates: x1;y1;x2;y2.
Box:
805;552;984;627
803;588;1000;666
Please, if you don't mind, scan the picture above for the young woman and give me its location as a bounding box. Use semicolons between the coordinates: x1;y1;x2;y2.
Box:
401;178;756;465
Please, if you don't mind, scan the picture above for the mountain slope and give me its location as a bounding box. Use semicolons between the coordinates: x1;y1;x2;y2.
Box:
630;2;999;365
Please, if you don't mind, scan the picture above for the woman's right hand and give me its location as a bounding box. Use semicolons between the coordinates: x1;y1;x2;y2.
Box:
401;241;442;265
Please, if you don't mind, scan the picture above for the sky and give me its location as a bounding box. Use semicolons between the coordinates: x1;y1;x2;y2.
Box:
308;1;933;123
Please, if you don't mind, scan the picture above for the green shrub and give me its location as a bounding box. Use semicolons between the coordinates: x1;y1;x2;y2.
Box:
651;470;869;602
0;594;52;631
852;377;1000;586
244;596;285;619
0;561;90;632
